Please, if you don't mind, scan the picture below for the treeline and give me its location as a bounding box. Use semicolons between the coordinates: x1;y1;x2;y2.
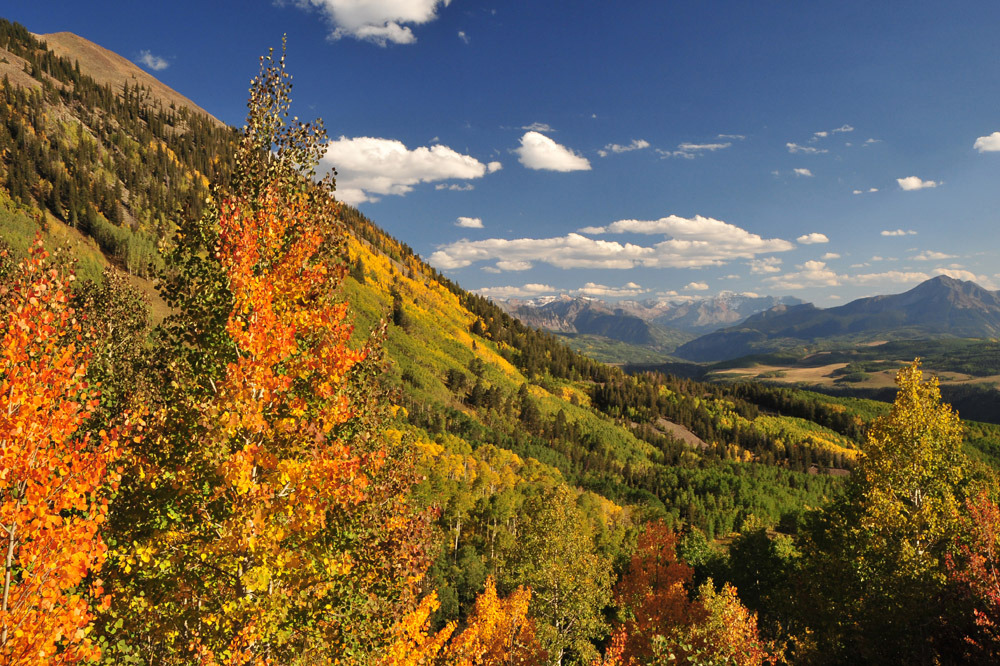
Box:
0;19;236;274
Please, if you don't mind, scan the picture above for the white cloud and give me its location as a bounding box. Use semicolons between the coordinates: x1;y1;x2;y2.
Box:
822;252;841;260
486;161;503;173
764;261;841;290
797;232;829;245
432;215;794;271
476;283;557;299
864;138;881;146
575;282;646;298
495;260;532;271
974;131;1000;153
793;168;814;177
660;142;732;159
431;234;650;270
294;0;451;45
457;30;469;44
749;257;783;274
852;270;930;285
720;274;740;280
685;281;709;291
598;139;650;157
322;136;496;204
881;229;917;237
436;183;475;191
521;122;554;132
717;134;746;140
897;176;939;191
137;50;169;71
934;268;995;287
832;124;854;134
456;216;483;229
515;132;591;172
912;250;956;261
813;131;828;139
787;143;828;154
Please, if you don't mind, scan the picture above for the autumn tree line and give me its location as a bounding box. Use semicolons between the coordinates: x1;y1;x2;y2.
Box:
3;37;1000;666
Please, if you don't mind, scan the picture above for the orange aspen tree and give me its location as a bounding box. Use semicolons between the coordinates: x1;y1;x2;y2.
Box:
0;239;126;664
448;576;546;666
101;48;428;664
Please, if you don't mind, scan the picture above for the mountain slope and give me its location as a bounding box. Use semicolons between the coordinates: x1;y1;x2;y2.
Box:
37;31;221;125
676;276;1000;362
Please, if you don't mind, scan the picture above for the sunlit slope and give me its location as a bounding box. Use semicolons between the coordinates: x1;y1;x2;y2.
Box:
338;207;844;533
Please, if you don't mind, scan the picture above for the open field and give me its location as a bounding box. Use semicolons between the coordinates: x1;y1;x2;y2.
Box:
710;360;1000;391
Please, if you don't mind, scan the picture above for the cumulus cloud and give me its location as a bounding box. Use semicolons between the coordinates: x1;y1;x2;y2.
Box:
598;139;650;157
974;131;1000;153
292;0;451;45
864;138;882;146
822;252;841;260
881;229;917;237
934;268;995;287
750;257;783;274
793;168;814;177
515;132;591;172
137;50;169;71
432;215;794;272
436;183;475;191
797;233;829;245
495;260;533;271
764;261;841;290
685;281;709;291
912;250;956;261
575;282;646;298
787;143;828;154
322;136;496;204
897;176;939;191
456;216;483;229
457;30;469;44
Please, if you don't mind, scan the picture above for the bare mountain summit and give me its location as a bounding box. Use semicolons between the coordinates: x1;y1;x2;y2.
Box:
35;31;221;126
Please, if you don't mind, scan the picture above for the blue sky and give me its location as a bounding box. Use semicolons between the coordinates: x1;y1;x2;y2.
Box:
9;1;1000;305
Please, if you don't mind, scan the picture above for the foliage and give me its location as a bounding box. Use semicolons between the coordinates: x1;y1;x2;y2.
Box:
497;486;613;665
0;238;130;664
99;48;426;664
794;360;976;664
947;492;1000;660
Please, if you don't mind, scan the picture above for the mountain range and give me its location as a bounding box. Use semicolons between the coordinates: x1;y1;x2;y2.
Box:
497;292;803;358
673;275;1000;362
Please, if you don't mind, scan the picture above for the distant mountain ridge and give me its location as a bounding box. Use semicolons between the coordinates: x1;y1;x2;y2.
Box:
497;292;803;355
674;276;1000;362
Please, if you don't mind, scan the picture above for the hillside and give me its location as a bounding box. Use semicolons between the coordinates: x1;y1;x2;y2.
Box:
36;31;221;125
674;275;1000;362
0;19;235;280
